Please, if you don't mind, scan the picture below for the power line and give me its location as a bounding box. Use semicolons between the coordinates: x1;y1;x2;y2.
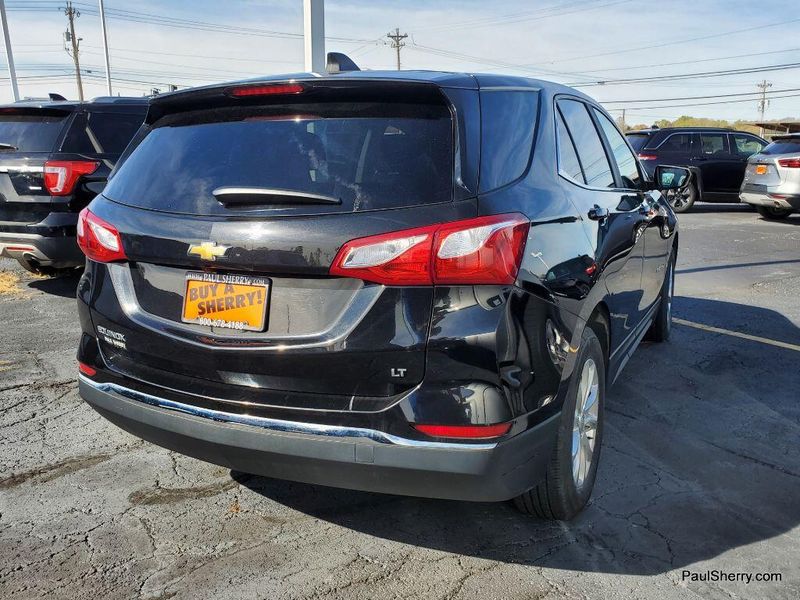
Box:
602;86;800;104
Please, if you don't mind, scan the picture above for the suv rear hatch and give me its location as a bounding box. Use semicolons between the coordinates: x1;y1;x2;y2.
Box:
90;79;478;410
0;106;72;225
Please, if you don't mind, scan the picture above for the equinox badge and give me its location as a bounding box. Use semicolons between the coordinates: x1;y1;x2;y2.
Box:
187;241;230;261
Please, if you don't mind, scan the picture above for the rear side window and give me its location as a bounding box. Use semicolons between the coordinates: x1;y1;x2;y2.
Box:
0;109;69;152
556;112;585;184
593;108;641;188
762;139;800;155
104;102;453;215
659;133;692;152
625;133;650;151
61;110;145;154
557;99;614;188
479;90;539;192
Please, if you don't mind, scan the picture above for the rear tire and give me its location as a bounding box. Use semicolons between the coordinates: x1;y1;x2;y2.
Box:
665;181;697;213
514;327;605;520
646;253;675;343
756;206;792;220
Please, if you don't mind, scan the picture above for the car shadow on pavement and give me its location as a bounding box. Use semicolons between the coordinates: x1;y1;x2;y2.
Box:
27;270;82;298
234;296;800;576
687;202;752;213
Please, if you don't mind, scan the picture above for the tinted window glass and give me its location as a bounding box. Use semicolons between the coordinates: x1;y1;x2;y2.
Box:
625;133;650;151
698;133;727;155
104;103;453;215
62;111;145;154
594;108;640;188
762;139;800;155
659;133;692;152
732;134;765;157
557;100;614;188
556;112;585;184
0;109;68;152
479;91;539;192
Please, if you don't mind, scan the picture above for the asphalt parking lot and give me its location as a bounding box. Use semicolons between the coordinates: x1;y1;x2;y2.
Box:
1;204;798;600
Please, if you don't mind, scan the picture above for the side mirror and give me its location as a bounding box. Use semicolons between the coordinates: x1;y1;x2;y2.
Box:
654;165;691;190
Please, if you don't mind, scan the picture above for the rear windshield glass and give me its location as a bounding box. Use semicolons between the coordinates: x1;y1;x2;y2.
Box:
61;110;145;154
104;102;453;215
625;133;650;151
762;139;800;155
0;109;69;152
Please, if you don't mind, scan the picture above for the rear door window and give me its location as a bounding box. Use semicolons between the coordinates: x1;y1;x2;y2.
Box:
698;133;728;156
557;99;614;188
104;102;454;215
61;110;145;155
659;133;692;152
0;109;70;152
479;90;539;192
593;108;641;188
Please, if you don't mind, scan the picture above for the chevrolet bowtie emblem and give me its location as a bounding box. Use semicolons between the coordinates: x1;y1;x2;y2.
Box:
187;241;230;261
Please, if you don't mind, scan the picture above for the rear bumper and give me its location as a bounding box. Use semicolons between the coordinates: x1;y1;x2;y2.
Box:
740;187;800;210
79;375;560;502
0;224;83;268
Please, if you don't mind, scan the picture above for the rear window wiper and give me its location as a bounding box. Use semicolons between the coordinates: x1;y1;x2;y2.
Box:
0;142;18;151
212;187;341;206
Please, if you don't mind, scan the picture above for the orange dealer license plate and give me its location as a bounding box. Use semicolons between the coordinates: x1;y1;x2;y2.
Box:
181;272;270;332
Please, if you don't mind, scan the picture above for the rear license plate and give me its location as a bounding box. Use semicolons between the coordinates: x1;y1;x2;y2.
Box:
755;164;768;175
181;272;270;332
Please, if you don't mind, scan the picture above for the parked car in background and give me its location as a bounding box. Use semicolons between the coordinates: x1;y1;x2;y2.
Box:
740;133;800;220
76;71;687;520
0;96;147;275
626;126;767;212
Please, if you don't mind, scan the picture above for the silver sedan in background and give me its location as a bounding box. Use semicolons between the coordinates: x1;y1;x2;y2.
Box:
740;133;800;220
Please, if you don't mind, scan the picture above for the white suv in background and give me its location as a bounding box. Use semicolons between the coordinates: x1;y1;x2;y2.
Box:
740;133;800;220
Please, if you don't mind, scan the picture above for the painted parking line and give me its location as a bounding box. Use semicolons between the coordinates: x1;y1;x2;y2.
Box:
674;318;800;353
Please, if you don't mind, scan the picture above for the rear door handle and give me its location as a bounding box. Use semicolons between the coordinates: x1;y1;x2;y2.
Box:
588;205;609;221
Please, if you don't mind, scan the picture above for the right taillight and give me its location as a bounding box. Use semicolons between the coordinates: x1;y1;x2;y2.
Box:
329;213;530;286
637;154;657;161
77;208;127;263
778;157;800;168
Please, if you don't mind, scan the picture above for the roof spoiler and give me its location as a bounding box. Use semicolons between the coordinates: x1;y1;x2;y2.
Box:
326;52;360;74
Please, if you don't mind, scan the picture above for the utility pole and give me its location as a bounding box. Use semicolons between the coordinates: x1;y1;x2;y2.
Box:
303;0;325;73
0;0;19;101
386;28;408;70
621;108;626;132
756;79;772;138
98;0;111;95
63;1;83;101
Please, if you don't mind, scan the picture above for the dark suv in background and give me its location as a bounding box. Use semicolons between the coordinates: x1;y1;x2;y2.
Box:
0;97;147;275
76;72;687;519
626;127;767;212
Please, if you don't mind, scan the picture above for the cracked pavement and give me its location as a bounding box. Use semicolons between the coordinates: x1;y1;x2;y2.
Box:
1;204;799;599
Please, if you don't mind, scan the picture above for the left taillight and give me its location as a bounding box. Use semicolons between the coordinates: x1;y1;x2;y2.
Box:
43;160;99;196
77;208;127;263
329;213;530;286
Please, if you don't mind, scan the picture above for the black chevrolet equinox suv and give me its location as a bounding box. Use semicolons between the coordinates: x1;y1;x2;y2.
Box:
0;96;147;274
76;71;687;519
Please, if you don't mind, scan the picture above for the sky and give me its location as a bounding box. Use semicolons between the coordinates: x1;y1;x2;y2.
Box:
1;0;798;125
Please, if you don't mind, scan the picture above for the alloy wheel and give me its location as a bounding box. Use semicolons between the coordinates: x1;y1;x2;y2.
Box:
572;358;599;488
